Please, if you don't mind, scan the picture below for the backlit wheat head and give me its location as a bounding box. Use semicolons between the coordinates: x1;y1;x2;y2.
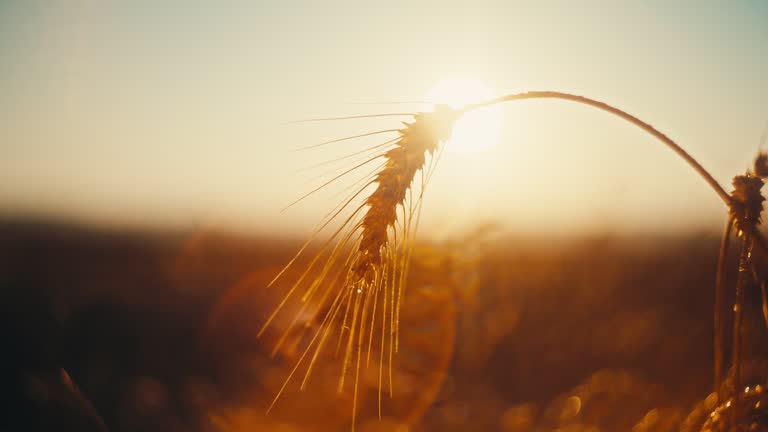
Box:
259;104;461;428
261;90;768;430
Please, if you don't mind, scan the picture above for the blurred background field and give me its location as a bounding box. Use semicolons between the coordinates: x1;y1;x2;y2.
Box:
3;2;768;430
3;218;767;431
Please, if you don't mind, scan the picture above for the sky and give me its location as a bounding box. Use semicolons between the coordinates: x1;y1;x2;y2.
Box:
1;0;767;237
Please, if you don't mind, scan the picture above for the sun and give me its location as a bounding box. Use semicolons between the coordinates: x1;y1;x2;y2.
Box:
425;77;503;154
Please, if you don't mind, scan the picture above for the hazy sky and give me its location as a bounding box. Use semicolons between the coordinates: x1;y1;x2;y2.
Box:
1;1;767;237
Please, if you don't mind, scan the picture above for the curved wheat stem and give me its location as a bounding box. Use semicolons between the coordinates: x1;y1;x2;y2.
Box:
465;91;768;255
463;92;768;411
268;90;768;430
726;173;765;425
714;216;733;401
733;234;750;420
465;91;731;204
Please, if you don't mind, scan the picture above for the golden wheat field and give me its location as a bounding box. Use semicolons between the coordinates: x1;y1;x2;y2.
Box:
3;1;768;432
2;220;767;432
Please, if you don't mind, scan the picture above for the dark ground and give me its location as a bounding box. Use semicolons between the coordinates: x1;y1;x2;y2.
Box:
1;219;767;431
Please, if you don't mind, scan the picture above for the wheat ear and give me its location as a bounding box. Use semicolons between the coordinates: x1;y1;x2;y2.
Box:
267;91;768;430
262;105;460;430
353;105;458;282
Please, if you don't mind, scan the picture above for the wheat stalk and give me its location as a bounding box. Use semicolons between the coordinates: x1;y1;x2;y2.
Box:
266;90;768;430
706;157;768;429
462;91;768;255
261;105;460;430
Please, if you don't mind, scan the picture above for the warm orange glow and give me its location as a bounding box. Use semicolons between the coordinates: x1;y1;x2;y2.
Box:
425;78;503;154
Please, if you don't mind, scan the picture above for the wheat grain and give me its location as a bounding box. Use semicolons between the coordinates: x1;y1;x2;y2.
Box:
261;104;460;430
267;90;768;429
353;106;459;282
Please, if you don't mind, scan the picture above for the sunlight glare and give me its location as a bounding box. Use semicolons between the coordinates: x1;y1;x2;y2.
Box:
425;78;503;153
